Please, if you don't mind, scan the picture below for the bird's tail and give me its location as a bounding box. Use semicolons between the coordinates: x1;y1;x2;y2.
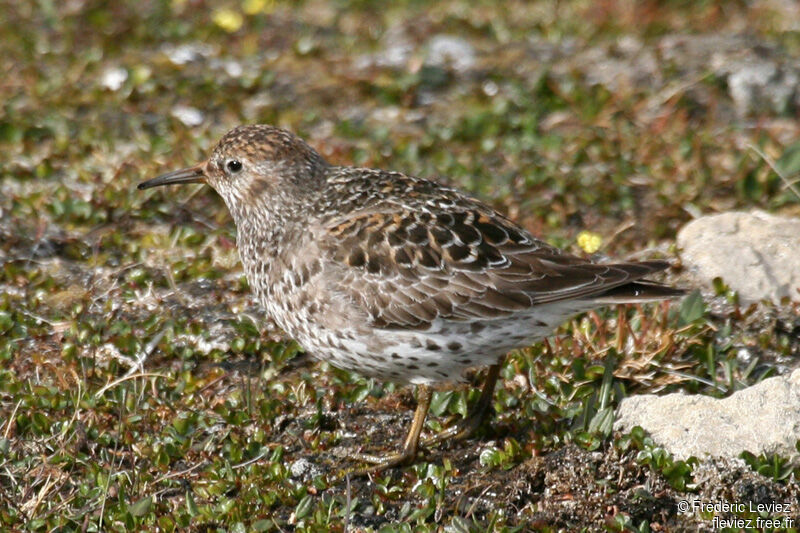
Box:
589;280;686;304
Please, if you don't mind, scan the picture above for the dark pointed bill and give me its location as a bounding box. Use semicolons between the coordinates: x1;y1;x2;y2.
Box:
137;164;206;190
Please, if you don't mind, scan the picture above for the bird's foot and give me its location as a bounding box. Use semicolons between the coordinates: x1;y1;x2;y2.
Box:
422;410;486;447
347;448;419;476
423;363;500;447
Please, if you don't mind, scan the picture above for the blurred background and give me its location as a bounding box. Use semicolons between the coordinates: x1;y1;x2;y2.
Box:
4;0;799;251
2;1;800;530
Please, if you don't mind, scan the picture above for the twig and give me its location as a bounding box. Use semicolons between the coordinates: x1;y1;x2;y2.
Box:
153;461;209;484
93;326;169;399
344;473;351;533
3;400;22;439
231;450;269;470
661;370;727;392
94;372;168;398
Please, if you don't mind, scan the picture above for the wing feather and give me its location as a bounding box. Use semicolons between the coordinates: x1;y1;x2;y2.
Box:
320;176;675;330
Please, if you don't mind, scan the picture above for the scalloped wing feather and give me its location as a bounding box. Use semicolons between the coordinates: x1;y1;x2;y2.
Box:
321;202;674;330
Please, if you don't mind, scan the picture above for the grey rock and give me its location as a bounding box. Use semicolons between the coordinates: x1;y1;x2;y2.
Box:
290;457;322;479
615;369;800;461
658;34;751;73
677;211;800;304
354;29;481;76
162;42;216;65
567;36;660;91
170;105;204;127
355;25;413;70
374;41;414;70
671;35;800;115
724;60;799;115
101;67;128;91
426;35;476;73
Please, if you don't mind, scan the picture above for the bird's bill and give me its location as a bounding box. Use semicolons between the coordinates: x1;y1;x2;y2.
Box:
137;163;206;190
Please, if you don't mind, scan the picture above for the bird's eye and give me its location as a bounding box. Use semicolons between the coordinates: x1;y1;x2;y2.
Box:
226;160;243;173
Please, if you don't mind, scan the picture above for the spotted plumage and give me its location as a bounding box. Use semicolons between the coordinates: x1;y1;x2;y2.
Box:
139;124;683;470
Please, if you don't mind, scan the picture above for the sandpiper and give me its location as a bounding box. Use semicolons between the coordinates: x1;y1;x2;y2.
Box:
139;124;683;471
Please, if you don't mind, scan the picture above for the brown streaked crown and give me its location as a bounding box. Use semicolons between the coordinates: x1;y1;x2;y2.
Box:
205;125;328;189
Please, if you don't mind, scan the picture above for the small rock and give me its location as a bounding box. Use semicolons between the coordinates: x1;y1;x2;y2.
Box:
221;59;243;78
356;25;413;70
677;211;800;304
615;369;800;461
170;105;204;127
426;35;476;73
290;457;321;479
101;67;128;91
482;80;499;96
726;60;799;115
573;40;659;91
163;42;215;65
376;42;413;69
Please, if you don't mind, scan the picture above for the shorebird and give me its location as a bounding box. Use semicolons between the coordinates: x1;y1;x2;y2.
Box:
139;124;683;471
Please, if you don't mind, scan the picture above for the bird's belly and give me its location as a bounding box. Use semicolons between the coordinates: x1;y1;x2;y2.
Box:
254;269;582;384
284;314;566;385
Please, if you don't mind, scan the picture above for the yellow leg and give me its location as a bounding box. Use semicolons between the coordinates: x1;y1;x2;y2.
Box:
351;385;432;473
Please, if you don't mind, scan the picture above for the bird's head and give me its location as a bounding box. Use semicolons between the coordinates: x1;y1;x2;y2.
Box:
138;124;328;218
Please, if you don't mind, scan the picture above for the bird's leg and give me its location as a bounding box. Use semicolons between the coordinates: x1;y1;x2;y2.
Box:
423;362;502;446
350;384;432;473
348;362;501;474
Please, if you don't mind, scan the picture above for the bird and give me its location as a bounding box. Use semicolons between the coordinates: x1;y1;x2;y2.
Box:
138;124;684;472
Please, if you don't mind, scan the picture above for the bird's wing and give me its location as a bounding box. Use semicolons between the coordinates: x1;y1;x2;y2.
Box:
319;205;670;330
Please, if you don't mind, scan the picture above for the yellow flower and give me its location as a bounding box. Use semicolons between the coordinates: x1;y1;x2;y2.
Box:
213;8;244;32
243;0;271;15
577;231;602;254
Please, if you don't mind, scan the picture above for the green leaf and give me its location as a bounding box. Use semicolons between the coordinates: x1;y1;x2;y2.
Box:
776;141;800;176
678;290;705;326
129;495;152;517
429;390;454;417
452;391;468;417
574;431;602;451
587;406;614;436
294;494;313;519
351;384;370;403
186;490;199;516
252;519;272;532
446;516;473;533
479;446;501;468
